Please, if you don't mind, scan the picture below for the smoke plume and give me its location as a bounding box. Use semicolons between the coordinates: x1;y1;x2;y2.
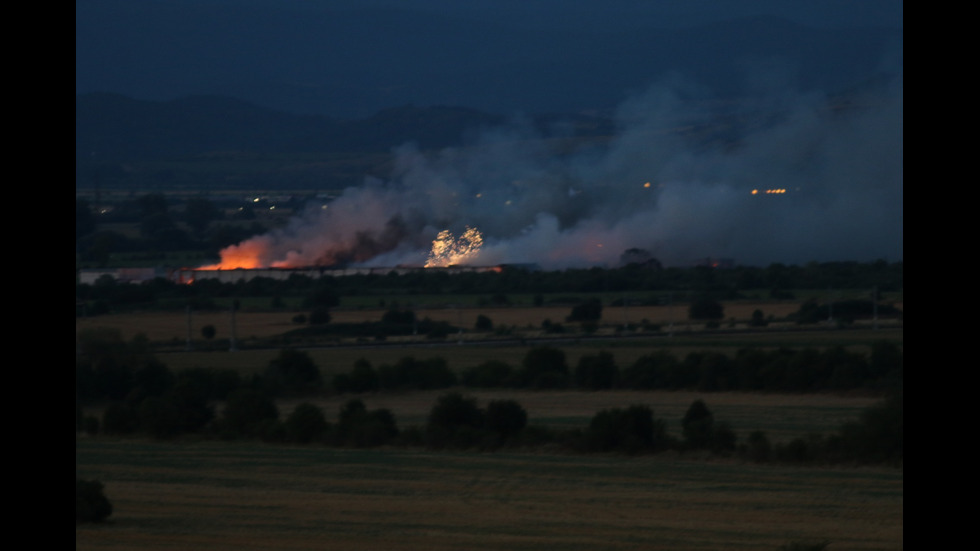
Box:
213;72;903;269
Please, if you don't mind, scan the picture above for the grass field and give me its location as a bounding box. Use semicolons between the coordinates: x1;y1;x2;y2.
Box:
77;304;902;550
75;302;827;344
272;389;881;442
76;438;903;551
76;301;902;378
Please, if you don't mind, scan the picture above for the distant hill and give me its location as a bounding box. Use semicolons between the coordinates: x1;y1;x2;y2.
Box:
75;93;510;162
75;94;616;191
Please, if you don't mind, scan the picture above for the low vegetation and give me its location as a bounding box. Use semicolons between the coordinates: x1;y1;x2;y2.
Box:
76;328;902;466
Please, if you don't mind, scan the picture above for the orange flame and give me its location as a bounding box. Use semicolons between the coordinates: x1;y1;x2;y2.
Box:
199;241;271;270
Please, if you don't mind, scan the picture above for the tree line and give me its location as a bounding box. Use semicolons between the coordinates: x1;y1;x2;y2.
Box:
76;328;902;467
77;260;902;312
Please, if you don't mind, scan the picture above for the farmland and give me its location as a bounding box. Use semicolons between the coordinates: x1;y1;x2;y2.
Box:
76;433;903;551
76;299;902;550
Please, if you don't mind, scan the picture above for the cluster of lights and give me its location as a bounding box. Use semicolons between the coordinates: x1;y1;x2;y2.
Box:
750;188;788;195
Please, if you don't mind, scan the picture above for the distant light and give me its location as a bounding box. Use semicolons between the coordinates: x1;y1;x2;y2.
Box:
643;182;652;188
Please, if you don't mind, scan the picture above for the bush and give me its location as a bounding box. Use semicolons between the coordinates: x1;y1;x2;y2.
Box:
574;350;618;390
265;349;322;395
308;306;332;325
681;399;714;450
620;351;680;389
688;296;724;321
138;396;182;439
742;430;772;462
285;403;329;443
378;356;457;390
475;314;493;331
520;346;569;389
567;298;602;322
461;360;516;388
426;392;485;449
76;479;113;523
221;389;279;438
484;399;528;440
102;402;138;435
334;399;398;447
584;405;668;454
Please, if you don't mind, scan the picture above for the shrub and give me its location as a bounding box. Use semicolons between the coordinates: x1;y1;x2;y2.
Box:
620;351;680;389
520;346;569;389
138;396;182;439
309;306;332;325
285;403;329;444
585;405;667;454
682;399;714;450
426;392;485;449
334;399;398;447
574;351;618;390
221;389;279;438
567;298;602;322
102;402;138;435
688;296;724;321
475;314;493;331
76;479;113;523
484;399;528;440
743;430;772;462
265;349;322;395
378;356;457;390
461;360;515;388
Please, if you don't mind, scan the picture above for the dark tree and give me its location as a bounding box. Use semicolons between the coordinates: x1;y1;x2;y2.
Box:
265;349;322;394
743;430;772;462
520;346;569;389
102;402;139;435
567;298;603;322
461;360;515;388
689;297;724;321
344;359;381;393
682;399;715;450
285;403;329;444
585;405;667;454
335;399;398;447
138;396;182;439
221;389;279;437
308;306;332;325
426;392;485;448
574;350;618;390
484;399;528;439
475;314;493;331
76;479;113;523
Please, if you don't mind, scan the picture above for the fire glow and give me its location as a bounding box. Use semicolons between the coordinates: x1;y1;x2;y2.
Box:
425;226;483;267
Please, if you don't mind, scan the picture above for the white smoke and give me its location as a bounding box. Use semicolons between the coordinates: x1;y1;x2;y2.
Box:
222;71;903;269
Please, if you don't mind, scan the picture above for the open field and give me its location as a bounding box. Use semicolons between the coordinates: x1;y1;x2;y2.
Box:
77;301;902;378
121;326;902;381
77;303;902;550
274;389;881;442
75;302;816;344
76;438;903;551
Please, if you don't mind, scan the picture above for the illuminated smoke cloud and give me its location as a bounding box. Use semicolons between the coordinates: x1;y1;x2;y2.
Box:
209;71;902;270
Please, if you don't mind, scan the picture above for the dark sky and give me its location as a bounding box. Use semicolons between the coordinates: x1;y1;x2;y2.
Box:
76;1;903;118
77;1;903;267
